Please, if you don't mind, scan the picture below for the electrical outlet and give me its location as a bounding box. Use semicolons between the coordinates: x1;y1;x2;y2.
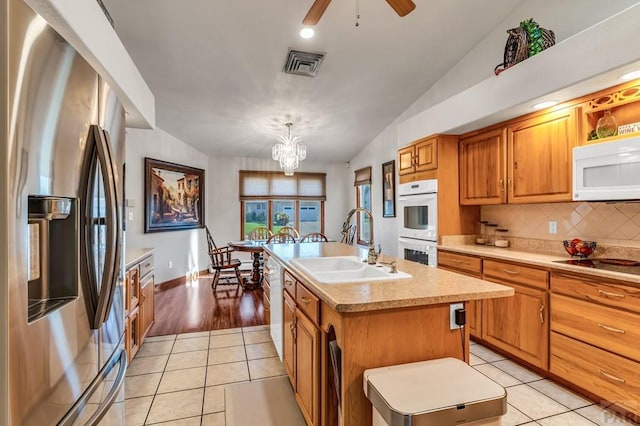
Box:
128;211;134;221
168;261;173;269
449;303;463;330
548;221;558;234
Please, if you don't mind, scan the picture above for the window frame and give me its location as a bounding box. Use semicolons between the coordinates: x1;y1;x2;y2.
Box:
354;166;372;245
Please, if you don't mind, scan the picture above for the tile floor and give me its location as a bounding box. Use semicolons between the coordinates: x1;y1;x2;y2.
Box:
123;328;638;425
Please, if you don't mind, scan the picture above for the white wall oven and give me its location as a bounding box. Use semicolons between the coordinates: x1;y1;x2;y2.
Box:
397;179;438;266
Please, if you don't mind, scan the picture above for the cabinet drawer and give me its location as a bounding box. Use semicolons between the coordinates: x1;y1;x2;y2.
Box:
296;282;320;325
551;332;640;416
139;255;154;278
438;251;481;276
283;270;296;298
551;294;640;362
551;273;640;314
483;259;548;289
263;292;270;324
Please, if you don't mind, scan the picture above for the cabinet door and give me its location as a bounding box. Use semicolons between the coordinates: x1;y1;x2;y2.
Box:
414;137;438;172
398;145;415;176
507;108;576;203
482;282;549;369
126;307;141;362
140;277;155;338
283;291;296;387
295;309;320;426
466;300;482;338
459;128;507;205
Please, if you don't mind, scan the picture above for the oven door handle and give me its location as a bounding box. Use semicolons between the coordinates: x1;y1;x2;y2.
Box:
398;237;436;250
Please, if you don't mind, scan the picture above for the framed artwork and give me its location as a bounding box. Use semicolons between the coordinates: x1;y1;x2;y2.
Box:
144;157;205;233
382;160;395;218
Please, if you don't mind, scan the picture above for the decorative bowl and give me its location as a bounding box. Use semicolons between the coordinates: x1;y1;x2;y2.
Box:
563;240;597;258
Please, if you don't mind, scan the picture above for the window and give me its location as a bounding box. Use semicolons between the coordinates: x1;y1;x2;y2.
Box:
354;166;372;245
239;171;326;238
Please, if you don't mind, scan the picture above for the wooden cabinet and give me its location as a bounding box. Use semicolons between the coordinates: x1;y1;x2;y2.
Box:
437;250;483;338
125;251;154;361
506;108;576;203
140;274;155;339
459;128;507;205
482;259;549;369
282;270;320;425
398;136;438;176
459;107;576;205
550;272;640;417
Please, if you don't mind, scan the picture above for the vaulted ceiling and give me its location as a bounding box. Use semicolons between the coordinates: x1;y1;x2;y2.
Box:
103;0;530;162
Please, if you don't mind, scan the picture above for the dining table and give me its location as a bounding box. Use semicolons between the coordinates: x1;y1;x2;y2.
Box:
228;240;265;290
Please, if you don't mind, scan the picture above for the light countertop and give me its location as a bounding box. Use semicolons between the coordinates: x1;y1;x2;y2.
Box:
125;247;154;270
264;242;514;313
438;242;640;285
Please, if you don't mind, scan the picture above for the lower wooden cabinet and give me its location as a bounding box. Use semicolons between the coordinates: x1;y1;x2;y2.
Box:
283;291;296;385
295;307;320;425
125;251;154;361
482;282;549;369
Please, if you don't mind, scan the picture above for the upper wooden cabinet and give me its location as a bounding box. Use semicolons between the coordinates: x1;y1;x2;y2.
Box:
398;136;438;176
459;128;507;205
460;107;576;205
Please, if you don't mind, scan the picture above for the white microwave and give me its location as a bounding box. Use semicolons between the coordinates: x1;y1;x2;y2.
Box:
573;138;640;201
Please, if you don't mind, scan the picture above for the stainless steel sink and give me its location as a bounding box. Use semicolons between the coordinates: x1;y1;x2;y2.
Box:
291;256;412;284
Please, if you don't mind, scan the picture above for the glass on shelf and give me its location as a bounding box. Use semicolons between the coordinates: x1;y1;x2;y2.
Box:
495;228;509;248
485;223;498;246
596;109;618;139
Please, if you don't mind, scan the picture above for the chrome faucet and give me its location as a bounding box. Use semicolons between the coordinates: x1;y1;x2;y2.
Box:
345;208;379;264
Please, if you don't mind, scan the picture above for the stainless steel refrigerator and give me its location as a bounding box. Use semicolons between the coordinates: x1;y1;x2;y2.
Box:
2;0;127;424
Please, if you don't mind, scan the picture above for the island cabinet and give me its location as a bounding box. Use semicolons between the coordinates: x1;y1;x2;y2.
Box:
459;107;576;205
125;250;155;362
550;272;640;416
263;253;271;324
482;259;549;369
437;251;483;338
282;270;321;426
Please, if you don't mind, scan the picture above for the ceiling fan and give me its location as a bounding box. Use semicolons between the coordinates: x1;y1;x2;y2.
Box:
302;0;416;25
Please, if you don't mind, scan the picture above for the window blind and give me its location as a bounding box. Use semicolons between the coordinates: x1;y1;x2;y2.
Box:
239;171;326;200
354;166;372;186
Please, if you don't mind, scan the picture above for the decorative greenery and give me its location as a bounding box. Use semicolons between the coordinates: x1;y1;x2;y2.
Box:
520;18;544;57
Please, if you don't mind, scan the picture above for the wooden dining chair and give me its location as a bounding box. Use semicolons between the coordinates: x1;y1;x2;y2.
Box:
299;232;329;243
277;226;300;239
209;246;245;290
248;226;272;241
266;233;297;244
206;226;247;287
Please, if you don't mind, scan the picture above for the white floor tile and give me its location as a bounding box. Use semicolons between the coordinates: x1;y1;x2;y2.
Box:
144;335;177;343
166;350;209;371
202;412;226;426
576;405;639;426
210;333;244;348
157;366;207;394
211;327;242;336
209;346;247;365
172;336;210;353
146;388;204;424
126;355;168;376
176;331;210;339
528;379;593;410
469;353;487;366
536;411;597;426
506;384;569;420
136;340;174;358
501;403;533;426
206;361;250;386
124;373;162;399
473;363;522;387
203;385;226;414
243;330;272;345
470;345;507;362
124;396;153;426
492;359;543;383
146;416;202;425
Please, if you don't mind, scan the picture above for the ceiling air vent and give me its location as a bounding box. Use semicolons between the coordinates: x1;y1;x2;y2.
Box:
283;49;325;77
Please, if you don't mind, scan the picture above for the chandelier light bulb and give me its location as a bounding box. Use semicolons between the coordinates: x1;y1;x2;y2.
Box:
272;123;306;175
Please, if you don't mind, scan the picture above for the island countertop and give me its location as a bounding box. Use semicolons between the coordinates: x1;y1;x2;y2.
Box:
263;242;513;312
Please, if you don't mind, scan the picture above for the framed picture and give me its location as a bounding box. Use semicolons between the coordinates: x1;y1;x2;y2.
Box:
382;160;395;218
144;158;205;233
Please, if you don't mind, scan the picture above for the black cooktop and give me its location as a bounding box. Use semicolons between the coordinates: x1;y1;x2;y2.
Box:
553;258;640;276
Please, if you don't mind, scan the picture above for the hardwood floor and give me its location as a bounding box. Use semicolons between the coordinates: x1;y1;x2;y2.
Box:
148;273;267;336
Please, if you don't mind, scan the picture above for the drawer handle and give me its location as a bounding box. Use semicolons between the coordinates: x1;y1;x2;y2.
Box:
538;303;545;324
598;323;626;334
300;296;311;305
598;290;625;299
503;269;520;275
499;178;505;192
452;259;463;264
144;262;151;268
599;369;625;383
285;280;293;286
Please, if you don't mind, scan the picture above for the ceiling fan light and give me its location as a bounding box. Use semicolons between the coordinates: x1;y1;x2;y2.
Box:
300;27;315;39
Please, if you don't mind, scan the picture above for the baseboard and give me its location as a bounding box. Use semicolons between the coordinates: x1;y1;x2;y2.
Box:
156;268;210;290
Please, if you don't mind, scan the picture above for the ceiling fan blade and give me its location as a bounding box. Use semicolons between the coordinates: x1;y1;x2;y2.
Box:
303;0;332;26
385;0;416;17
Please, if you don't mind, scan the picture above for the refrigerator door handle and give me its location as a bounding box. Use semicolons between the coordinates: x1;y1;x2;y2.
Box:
93;126;120;327
85;349;127;426
80;125;119;329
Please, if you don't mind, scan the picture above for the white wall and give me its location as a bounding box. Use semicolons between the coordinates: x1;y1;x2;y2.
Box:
207;156;350;248
348;0;640;254
125;128;210;284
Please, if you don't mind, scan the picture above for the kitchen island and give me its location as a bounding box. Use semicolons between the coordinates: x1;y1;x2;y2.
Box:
263;242;513;426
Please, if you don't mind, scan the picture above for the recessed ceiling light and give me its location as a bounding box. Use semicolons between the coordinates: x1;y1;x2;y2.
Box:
619;70;640;81
532;100;559;110
300;28;315;39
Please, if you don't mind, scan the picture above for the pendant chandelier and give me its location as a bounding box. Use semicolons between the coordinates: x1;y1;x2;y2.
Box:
272;122;306;176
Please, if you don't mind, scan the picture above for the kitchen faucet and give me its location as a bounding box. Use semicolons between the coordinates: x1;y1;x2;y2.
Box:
345;208;379;264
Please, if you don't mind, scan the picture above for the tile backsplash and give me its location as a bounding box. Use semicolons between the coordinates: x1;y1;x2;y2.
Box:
481;202;640;248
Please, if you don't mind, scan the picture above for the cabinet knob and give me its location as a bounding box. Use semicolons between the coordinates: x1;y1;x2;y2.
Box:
499;178;505;192
300;296;311;305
